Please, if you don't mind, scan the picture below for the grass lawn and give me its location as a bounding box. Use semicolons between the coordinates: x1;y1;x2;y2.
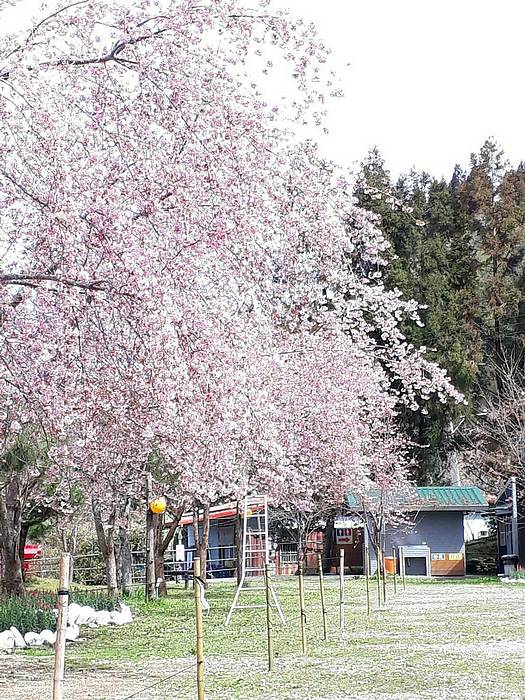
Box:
2;575;525;699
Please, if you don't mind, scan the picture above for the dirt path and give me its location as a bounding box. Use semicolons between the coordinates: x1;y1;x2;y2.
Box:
3;580;525;700
0;655;195;700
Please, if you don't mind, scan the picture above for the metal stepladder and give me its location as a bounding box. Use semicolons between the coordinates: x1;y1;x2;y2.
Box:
225;494;286;625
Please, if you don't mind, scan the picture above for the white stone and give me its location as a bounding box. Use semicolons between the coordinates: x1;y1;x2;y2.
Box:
93;610;111;626
75;605;95;625
10;626;26;648
65;624;79;641
67;602;82;625
40;629;56;645
118;603;133;623
0;630;15;652
109;610;124;625
24;632;44;647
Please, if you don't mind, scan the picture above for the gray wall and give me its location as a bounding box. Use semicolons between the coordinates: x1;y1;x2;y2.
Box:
385;511;465;553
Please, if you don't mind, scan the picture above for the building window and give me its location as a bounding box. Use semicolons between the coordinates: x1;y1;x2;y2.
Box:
499;524;508;547
279;542;298;564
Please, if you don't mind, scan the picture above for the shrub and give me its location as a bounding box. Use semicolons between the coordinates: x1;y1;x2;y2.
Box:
71;544;106;586
0;589;119;634
0;593;55;635
70;590;119;611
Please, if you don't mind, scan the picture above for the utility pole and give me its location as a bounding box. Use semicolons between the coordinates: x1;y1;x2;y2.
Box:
53;554;71;700
145;473;156;600
511;476;519;558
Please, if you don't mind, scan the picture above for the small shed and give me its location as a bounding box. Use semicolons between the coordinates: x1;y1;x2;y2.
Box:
344;486;488;577
491;477;524;572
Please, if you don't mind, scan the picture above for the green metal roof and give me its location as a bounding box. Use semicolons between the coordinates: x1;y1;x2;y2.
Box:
415;486;486;507
346;485;487;511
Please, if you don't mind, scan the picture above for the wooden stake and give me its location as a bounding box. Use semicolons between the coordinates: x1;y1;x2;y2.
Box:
375;546;381;608
339;548;345;630
381;549;387;604
52;553;70;700
317;554;328;641
400;546;406;591
298;561;307;654
145;473;156;600
364;543;371;617
193;558;205;700
264;563;274;671
392;545;397;595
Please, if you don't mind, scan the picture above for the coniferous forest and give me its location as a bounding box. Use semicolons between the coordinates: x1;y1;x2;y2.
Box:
356;139;525;489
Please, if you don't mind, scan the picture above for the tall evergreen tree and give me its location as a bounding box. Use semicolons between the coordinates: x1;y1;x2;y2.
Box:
355;150;482;482
457;140;525;391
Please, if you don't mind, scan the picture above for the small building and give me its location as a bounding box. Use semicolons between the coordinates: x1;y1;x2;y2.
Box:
179;502;323;578
175;486;488;579
181;503;238;578
342;486;488;577
491;477;524;572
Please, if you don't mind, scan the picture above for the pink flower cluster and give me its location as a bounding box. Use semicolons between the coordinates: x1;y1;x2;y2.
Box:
0;0;461;521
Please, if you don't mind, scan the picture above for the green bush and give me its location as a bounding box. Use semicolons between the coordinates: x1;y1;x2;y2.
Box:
70;590;119;611
0;593;55;635
0;590;119;635
72;544;106;586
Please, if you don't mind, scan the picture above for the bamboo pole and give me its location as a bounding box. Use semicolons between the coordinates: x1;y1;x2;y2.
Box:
392;545;397;595
53;553;71;700
375;547;381;608
145;473;156;600
317;554;328;641
264;563;274;671
381;548;387;604
339;548;345;629
298;561;307;654
401;546;406;591
364;543;371;617
193;558;205;700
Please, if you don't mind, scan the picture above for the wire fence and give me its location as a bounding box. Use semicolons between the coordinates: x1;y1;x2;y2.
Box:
1;536;415;699
21;537;330;588
38;549;405;700
23;543;240;587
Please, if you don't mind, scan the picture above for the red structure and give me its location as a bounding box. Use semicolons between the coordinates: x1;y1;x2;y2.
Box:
22;543;43;571
0;543;42;577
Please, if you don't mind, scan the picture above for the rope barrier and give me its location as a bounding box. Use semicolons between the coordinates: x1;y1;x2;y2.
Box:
118;664;194;700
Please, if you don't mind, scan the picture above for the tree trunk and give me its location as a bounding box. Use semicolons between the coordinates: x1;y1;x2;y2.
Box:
58;520;80;584
105;534;118;596
92;499;118;596
322;516;334;573
297;525;306;572
119;526;133;596
18;521;30;580
192;503;210;587
145;474;157;600
115;529;122;591
1;541;25;596
154;515;167;596
235;501;242;585
0;477;25;595
200;503;210;584
153;509;183;597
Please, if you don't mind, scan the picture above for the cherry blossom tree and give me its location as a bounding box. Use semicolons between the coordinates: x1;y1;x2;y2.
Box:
0;0;463;594
462;355;525;494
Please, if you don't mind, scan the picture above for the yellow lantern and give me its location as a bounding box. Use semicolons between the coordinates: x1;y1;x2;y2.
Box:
149;497;167;515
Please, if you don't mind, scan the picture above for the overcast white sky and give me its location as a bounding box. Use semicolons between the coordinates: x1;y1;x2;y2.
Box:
3;0;524;180
275;0;525;179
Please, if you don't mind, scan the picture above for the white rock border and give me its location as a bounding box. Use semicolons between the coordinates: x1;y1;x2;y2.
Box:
0;601;133;653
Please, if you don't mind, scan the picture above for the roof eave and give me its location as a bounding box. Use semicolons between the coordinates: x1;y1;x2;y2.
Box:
346;504;487;514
